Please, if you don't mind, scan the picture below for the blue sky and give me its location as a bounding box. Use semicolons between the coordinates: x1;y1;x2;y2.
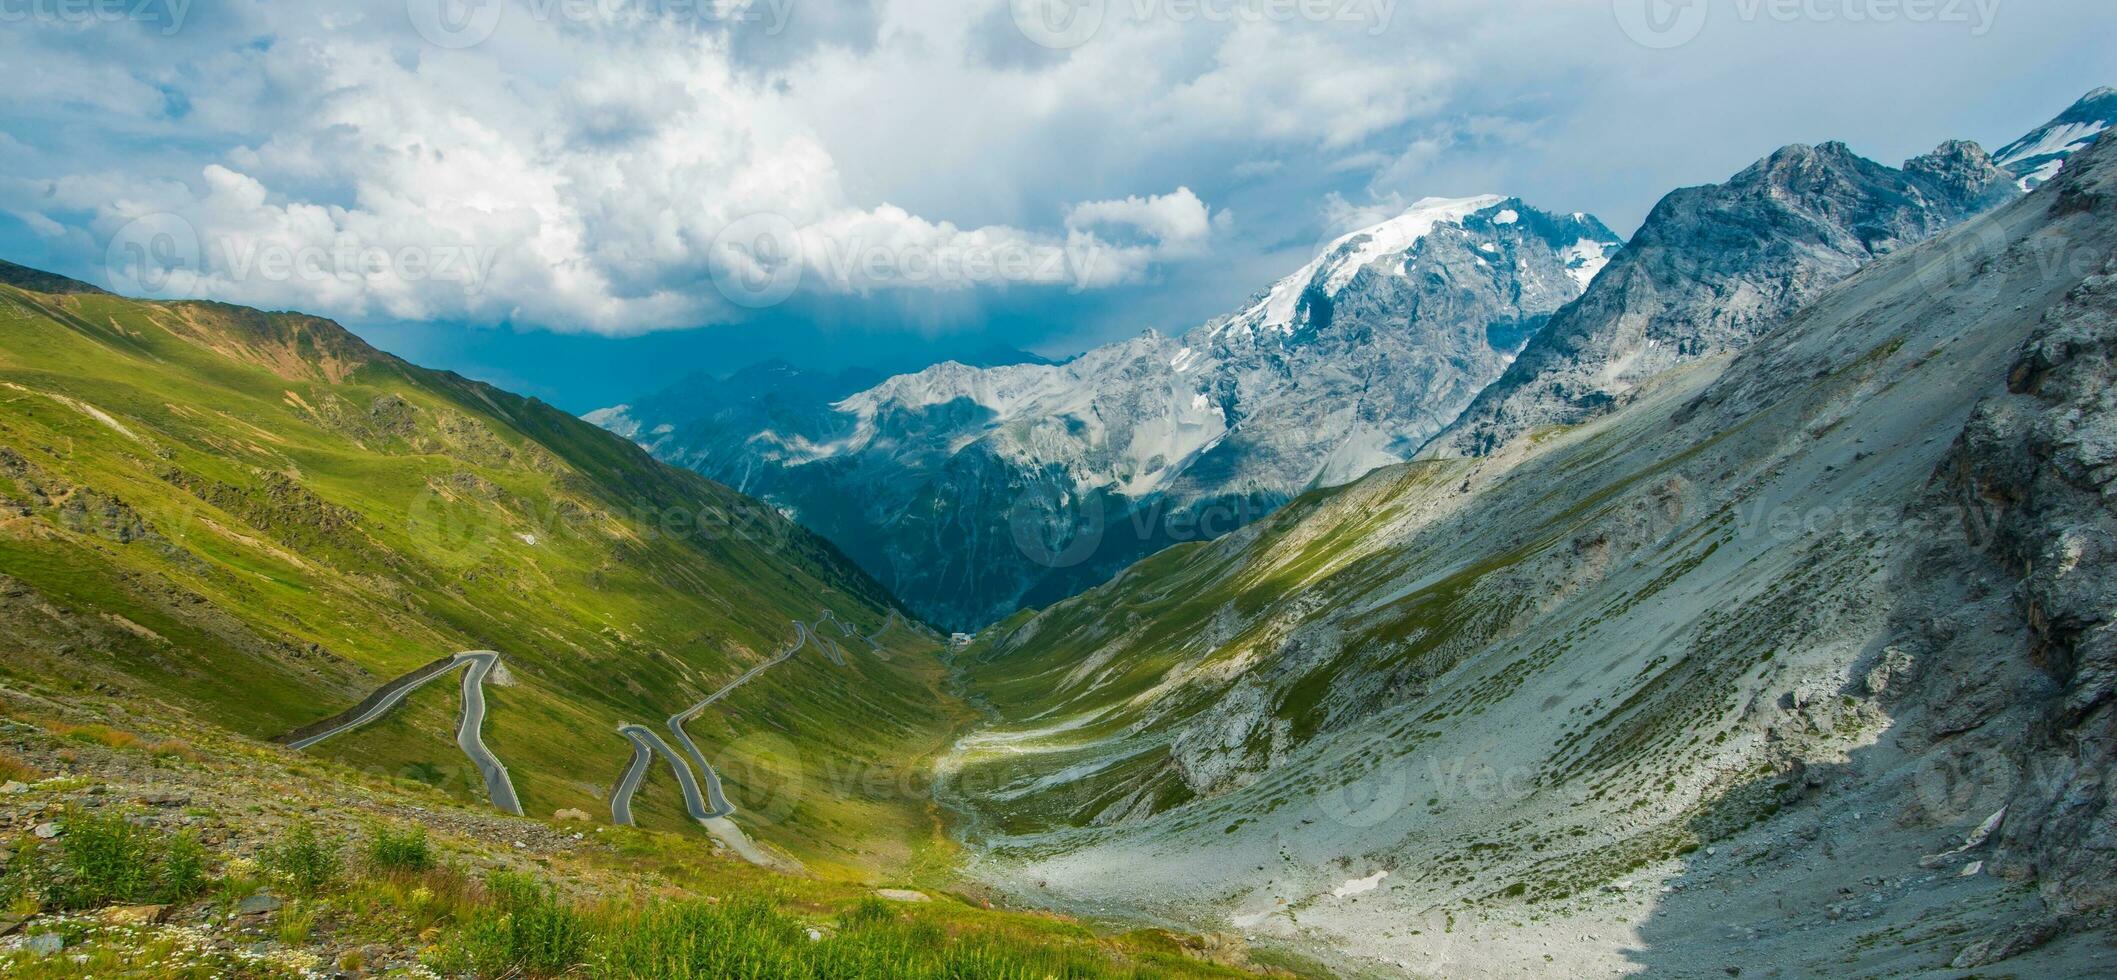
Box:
2;0;2112;411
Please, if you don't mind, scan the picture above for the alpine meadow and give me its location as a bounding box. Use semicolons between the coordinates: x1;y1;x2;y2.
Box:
2;3;2116;977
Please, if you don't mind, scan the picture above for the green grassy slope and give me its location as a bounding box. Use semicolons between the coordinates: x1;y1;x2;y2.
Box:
0;673;1304;978
0;264;953;873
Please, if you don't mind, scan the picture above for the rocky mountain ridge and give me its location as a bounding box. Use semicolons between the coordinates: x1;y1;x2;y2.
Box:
937;125;2117;979
1425;136;2022;457
602;92;2112;631
598;197;1622;629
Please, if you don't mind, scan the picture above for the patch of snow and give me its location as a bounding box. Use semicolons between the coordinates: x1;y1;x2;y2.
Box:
1309;425;1402;488
1332;871;1389;897
1560;238;1614;289
1996;120;2109;168
1318;195;1505;296
2017;158;2067;192
1493;209;1519;225
583;405;640;440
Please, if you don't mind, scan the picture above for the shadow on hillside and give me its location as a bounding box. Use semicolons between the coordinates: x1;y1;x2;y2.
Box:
1616;554;2081;977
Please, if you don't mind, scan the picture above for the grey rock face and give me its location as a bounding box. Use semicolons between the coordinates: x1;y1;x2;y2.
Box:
600;198;1620;629
1943;208;2117;916
1428;139;2019;458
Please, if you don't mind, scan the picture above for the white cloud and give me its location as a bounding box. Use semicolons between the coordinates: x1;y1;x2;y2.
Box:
0;3;1232;333
787;197;1206;295
1064;187;1215;257
2;0;2110;349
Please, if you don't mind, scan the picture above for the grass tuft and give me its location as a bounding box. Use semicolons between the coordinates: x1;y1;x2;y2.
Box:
262;821;343;897
0;748;43;783
50;722;141;751
0;808;212;910
362;823;433;874
431;870;588;976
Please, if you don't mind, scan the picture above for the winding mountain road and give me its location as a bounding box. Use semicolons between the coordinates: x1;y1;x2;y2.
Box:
811;613;849;666
610;730;653;826
611;616;860;826
862;609;898;650
613;724;714;822
287;651;522;816
451;653;522;815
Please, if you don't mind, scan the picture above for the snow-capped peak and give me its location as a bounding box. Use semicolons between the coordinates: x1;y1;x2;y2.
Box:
1315;195;1507;295
1217;194;1506;340
1995;87;2116;191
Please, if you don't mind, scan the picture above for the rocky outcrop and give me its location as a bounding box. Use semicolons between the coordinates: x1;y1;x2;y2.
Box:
1946;236;2117;916
1427;139;2019;458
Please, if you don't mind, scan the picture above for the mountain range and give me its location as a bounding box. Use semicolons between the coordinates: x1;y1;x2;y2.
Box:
5;84;2116;980
938;102;2117;978
1426;137;2018;457
594;91;2115;633
1995;85;2115;189
595;198;1623;630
